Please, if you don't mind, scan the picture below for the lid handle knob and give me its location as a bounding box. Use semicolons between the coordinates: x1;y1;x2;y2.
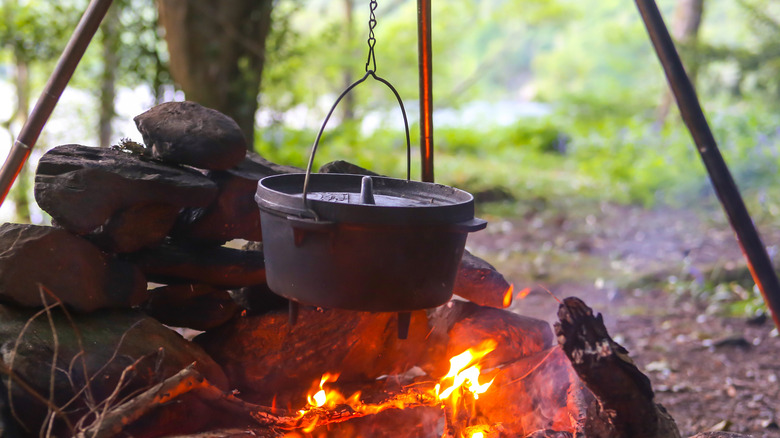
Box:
359;176;376;205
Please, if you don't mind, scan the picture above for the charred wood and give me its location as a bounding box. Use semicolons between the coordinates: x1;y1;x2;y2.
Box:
554;297;681;438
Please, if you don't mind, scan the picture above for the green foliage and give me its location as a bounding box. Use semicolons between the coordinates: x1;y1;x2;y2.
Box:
0;0;84;62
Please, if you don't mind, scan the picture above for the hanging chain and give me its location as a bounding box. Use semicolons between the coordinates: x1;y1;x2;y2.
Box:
365;0;378;72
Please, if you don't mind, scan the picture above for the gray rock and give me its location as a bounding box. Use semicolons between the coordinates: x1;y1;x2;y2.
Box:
229;283;288;314
0;223;147;312
87;202;181;253
129;242;265;288
0;304;227;434
134;101;247;170
143;284;239;331
34;144;217;234
172;152;301;244
319;160;380;176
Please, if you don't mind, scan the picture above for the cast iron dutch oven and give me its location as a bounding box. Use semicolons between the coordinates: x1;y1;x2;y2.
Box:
255;172;486;312
254;69;486;312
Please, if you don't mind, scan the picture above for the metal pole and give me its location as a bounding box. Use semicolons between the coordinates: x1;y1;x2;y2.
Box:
417;0;434;182
0;0;114;206
635;0;780;329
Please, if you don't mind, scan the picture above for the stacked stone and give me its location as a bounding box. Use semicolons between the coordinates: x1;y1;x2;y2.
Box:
1;101;301;325
0;102;300;434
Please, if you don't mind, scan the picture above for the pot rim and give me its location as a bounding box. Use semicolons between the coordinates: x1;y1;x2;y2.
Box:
256;173;478;225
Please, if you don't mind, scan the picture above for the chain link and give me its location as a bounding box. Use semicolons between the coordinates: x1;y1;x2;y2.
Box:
365;0;378;72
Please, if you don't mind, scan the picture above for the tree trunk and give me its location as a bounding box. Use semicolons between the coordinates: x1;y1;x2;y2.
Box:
342;0;355;121
156;0;274;150
655;0;705;127
98;3;120;148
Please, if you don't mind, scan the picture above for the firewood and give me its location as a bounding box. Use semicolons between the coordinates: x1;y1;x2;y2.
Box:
453;250;513;309
554;297;681;438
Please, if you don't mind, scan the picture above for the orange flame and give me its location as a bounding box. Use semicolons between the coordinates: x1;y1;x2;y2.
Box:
515;286;532;300
306;373;339;407
435;339;497;405
296;340;499;434
502;284;514;308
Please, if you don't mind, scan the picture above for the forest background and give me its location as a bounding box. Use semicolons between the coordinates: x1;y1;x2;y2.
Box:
1;0;779;317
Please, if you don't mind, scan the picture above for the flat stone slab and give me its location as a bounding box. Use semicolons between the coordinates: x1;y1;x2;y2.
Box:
134;101;247;170
143;284;239;330
87;202;182;253
0;223;147;312
129;242;265;288
34;144;217;234
172;152;302;244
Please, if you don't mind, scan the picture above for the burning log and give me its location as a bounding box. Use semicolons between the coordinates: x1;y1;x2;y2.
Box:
196;300;553;408
453;250;513;309
554;297;681;438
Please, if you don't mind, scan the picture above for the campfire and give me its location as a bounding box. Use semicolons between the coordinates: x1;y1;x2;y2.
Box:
0;101;738;438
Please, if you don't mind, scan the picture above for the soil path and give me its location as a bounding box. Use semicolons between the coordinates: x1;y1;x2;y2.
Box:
467;201;780;437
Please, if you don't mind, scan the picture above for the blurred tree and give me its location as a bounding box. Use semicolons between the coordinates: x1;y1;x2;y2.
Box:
98;2;120;147
156;0;274;149
656;0;705;126
703;0;780;102
0;0;82;221
96;0;171;147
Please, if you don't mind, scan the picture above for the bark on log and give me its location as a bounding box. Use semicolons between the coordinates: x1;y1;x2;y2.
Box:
554;297;681;438
453;250;513;309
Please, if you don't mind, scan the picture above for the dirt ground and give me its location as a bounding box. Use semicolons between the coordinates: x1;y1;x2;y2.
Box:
466;201;780;437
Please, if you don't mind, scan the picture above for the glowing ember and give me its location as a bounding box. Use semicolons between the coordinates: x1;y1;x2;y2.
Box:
502;284;514;308
471;433;484;438
516;286;532;300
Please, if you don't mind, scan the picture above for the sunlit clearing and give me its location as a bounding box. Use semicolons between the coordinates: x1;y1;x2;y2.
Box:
502;284;514;307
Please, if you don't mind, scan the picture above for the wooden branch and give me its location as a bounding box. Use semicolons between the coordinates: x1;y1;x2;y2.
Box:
77;364;210;438
75;362;442;437
554;297;681;438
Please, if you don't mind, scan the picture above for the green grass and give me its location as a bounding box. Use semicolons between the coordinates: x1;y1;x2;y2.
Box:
255;101;780;212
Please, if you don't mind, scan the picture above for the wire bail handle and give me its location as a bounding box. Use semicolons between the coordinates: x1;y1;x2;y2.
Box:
302;0;412;214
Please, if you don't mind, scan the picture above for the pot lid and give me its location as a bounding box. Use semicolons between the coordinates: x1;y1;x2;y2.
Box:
256;173;478;225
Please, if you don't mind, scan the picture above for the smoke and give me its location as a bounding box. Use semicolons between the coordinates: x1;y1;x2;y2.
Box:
475;346;588;435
